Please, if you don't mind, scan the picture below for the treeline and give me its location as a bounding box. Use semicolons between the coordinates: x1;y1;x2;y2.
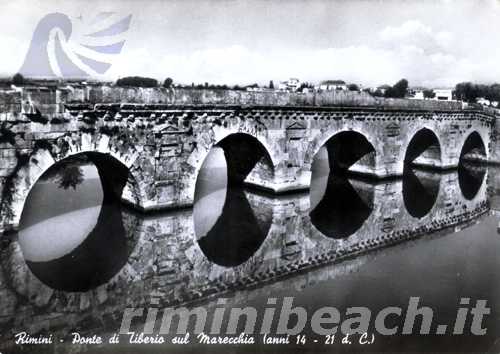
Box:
454;82;500;103
115;76;272;91
370;79;409;98
114;76;261;90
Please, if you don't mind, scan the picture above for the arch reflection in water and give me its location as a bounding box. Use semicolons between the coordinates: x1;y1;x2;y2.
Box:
458;162;487;200
402;167;441;218
458;131;488;200
194;146;272;267
308;135;376;239
460;131;487;163
308;145;374;239
310;173;375;239
18;155;135;292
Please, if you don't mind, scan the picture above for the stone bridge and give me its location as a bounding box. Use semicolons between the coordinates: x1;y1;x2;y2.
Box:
0;90;497;234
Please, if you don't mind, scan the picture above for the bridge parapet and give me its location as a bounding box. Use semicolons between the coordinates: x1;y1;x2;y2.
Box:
0;87;471;123
80;87;467;111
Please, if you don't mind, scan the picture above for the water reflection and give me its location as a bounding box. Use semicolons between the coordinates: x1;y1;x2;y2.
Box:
310;174;374;239
23;202;130;292
309;146;374;239
2;153;498;353
402;167;441;218
18;158;135;292
43;160;85;190
459;162;487;200
196;186;272;267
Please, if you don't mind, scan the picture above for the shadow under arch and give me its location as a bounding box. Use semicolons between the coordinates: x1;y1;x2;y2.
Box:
403;167;441;218
317;130;377;175
404;128;442;167
17;152;140;292
460;131;487;163
214;132;275;186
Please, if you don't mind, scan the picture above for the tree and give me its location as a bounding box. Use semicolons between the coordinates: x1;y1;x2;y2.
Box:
423;89;435;99
57;166;84;190
269;80;274;89
454;82;500;103
12;73;25;85
163;77;173;88
455;82;480;102
348;83;359;91
486;84;500;101
385;79;408;98
43;160;85;190
116;76;158;87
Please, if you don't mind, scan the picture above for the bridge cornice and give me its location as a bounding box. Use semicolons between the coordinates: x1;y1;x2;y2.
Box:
64;103;497;125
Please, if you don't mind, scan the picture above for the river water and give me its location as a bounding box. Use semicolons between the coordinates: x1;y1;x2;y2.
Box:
1;154;500;353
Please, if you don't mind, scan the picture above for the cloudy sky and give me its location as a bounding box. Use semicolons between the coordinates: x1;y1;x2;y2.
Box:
1;0;500;87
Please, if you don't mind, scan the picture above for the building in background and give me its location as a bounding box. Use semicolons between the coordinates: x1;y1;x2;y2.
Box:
319;80;347;91
278;78;301;92
434;89;453;101
408;88;425;100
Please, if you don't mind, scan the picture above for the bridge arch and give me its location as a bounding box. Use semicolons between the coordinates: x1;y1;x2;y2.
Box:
459;130;488;163
1;135;146;231
308;129;376;239
307;128;378;179
189;131;276;202
403;127;442;168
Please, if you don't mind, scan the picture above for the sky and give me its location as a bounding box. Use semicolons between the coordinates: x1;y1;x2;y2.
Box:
1;0;500;87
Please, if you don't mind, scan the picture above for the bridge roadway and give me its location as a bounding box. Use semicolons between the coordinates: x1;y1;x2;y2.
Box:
0;101;496;234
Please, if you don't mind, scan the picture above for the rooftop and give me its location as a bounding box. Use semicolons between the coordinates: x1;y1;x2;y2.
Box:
321;80;346;85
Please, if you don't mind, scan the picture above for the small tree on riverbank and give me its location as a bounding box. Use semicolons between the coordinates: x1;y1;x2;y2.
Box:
12;73;25;85
163;77;173;88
